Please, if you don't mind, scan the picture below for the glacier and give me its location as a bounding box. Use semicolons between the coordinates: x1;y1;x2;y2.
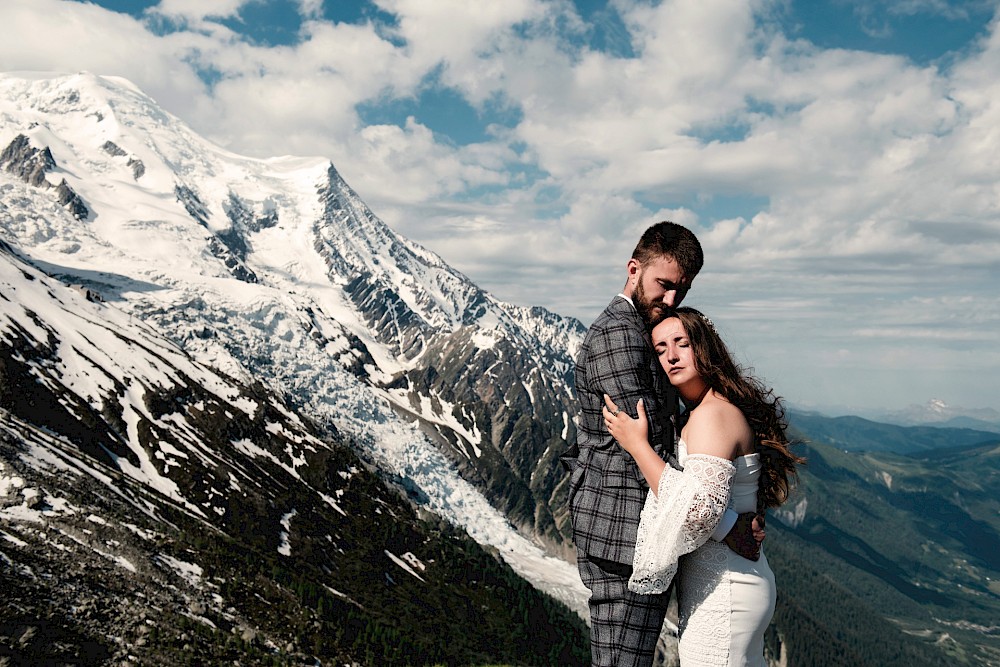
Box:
0;70;591;619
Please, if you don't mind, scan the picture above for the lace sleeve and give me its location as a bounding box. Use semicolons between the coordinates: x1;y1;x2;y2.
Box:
628;453;736;594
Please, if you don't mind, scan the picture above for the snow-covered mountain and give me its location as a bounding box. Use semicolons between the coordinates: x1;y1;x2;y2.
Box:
0;234;590;664
881;399;1000;433
0;71;590;621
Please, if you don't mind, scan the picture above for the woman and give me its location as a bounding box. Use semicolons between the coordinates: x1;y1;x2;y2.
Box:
602;307;802;667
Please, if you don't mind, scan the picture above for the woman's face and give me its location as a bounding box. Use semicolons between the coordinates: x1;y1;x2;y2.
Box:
651;316;699;387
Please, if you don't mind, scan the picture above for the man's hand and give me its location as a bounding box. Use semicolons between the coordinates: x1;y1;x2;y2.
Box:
753;512;765;544
724;512;765;561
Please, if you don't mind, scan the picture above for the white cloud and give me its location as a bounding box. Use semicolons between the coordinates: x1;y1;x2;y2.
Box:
348;117;511;201
373;0;549;95
150;0;249;21
1;0;999;411
296;0;324;20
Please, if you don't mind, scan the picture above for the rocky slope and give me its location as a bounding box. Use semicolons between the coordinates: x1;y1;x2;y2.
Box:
0;237;588;665
0;71;585;579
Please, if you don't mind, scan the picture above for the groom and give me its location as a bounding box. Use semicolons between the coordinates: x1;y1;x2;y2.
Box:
563;221;761;666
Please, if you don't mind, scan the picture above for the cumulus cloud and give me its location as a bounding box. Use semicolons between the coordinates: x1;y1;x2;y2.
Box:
149;0;249;22
0;0;207;106
1;0;999;410
295;0;324;20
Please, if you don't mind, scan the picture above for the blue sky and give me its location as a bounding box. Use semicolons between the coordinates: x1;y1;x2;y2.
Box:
2;0;1000;415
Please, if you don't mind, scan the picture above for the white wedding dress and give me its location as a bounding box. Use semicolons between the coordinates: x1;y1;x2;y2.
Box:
629;441;776;667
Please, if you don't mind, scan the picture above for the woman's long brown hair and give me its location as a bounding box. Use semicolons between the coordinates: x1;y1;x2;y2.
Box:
658;307;804;509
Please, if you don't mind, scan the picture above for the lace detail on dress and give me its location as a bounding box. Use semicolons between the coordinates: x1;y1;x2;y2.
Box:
628;454;736;594
677;541;732;666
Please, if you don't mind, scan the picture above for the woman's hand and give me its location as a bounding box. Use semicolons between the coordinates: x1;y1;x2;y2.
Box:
603;394;667;493
602;394;651;456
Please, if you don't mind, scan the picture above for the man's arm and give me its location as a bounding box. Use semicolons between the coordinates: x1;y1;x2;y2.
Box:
722;512;765;561
585;318;661;453
710;509;738;542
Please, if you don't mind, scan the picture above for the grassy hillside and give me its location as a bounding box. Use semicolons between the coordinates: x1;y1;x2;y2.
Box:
762;421;1000;667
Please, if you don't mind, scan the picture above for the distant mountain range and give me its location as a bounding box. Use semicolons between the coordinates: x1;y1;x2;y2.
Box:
793;399;1000;434
1;72;997;666
788;409;1000;454
882;399;1000;433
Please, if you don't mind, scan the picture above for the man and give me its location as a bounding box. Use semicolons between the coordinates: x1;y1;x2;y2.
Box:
563;221;761;666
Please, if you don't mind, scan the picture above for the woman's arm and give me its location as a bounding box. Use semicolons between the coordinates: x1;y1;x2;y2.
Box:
607;394;762;570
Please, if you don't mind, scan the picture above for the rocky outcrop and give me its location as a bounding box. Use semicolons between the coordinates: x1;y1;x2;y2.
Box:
55;178;89;220
175;185;260;283
101;139;145;179
101;140;127;157
1;134;89;219
309;164;583;548
1;134;55;186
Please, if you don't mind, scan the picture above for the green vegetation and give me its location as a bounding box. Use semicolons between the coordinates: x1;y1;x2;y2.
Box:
761;417;1000;667
0;342;590;667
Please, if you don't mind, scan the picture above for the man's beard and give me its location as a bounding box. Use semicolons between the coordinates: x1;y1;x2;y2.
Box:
633;275;665;324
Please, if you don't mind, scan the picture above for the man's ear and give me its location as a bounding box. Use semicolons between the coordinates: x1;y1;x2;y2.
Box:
626;258;640;280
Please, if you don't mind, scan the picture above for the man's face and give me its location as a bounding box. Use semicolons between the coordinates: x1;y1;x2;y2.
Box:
630;255;690;323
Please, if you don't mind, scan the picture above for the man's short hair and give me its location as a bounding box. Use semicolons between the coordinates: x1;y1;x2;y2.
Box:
631;221;703;279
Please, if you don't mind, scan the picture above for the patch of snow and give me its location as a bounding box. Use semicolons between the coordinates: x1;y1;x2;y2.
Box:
471;329;498;350
278;509;296;556
123;523;159;541
156;553;204;587
1;529;27;548
318;492;347;517
385;550;425;582
0;473;26;497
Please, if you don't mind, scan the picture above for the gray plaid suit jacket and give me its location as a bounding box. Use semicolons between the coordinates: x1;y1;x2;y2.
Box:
564;296;677;566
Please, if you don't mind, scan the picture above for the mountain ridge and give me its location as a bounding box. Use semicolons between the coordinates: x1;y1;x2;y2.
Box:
0;218;590;665
0;70;586;570
788;409;999;455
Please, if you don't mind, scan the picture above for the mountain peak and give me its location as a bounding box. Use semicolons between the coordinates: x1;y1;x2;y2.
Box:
880;398;1000;432
0;71;586;611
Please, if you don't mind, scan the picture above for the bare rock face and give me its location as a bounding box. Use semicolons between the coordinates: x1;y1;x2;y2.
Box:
55;178;89;220
1;134;56;187
1;134;89;219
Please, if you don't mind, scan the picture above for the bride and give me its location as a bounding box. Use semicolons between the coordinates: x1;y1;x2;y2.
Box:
602;307;802;667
